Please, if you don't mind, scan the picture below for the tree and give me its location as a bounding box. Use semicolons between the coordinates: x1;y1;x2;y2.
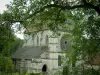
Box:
1;0;99;30
0;11;23;72
68;8;100;75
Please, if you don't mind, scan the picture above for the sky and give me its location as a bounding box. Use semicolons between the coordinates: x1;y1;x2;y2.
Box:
0;0;11;13
0;0;24;39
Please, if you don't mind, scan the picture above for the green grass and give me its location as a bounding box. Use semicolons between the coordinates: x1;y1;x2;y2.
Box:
0;72;41;75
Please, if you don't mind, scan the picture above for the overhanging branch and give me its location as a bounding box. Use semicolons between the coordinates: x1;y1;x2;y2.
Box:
26;4;85;19
26;3;100;20
55;8;63;21
0;20;24;23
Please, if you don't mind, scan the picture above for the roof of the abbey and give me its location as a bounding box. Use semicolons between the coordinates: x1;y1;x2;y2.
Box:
12;46;48;59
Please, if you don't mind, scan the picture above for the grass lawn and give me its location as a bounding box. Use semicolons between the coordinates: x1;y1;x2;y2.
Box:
0;72;41;75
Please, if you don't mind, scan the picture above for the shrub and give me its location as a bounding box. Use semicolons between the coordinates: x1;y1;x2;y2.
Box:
63;66;69;75
30;73;41;75
0;55;14;73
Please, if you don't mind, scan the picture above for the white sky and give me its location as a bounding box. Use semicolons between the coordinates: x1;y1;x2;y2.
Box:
0;0;24;39
0;0;11;13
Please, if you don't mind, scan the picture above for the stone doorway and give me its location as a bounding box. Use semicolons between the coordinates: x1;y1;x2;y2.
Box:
42;64;47;72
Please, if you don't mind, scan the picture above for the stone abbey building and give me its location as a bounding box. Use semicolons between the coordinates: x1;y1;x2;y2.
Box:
12;29;71;74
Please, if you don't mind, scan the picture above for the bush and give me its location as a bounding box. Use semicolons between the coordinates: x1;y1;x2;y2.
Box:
30;73;41;75
63;66;69;75
0;55;14;73
84;68;100;75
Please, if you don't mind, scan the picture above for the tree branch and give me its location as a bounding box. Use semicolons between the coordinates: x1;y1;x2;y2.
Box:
26;4;84;19
26;3;100;20
55;8;63;21
0;20;24;23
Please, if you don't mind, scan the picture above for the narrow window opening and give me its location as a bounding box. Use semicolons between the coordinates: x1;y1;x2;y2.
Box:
65;41;67;44
58;55;61;66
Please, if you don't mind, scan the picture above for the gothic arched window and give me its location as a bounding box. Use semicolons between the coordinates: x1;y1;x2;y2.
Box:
45;35;49;46
37;36;39;46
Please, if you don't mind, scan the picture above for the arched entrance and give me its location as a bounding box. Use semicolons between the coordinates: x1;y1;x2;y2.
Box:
42;64;47;72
